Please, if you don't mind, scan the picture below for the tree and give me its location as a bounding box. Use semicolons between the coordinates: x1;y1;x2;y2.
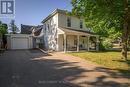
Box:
71;0;130;60
0;21;8;49
9;20;19;34
0;24;8;35
0;21;8;35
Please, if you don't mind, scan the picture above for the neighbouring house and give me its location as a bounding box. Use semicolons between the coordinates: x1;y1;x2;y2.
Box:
21;24;34;34
7;9;99;52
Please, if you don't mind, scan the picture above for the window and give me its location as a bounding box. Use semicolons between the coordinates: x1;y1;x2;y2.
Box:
44;24;46;32
47;24;50;32
80;20;83;29
67;17;71;27
47;24;49;29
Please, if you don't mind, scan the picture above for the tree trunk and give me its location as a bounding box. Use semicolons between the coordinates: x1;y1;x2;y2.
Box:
121;14;129;60
121;0;129;60
121;21;128;60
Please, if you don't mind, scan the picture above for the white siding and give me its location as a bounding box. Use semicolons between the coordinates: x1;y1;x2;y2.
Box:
43;13;58;51
58;13;87;30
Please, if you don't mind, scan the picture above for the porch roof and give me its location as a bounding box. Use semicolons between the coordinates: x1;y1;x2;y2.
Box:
58;27;98;36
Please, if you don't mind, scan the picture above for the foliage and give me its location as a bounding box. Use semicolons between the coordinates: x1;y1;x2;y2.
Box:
98;37;112;51
71;0;123;30
0;21;8;49
102;38;113;50
0;21;8;35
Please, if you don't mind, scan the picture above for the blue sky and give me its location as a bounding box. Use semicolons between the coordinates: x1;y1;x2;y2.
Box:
0;0;72;28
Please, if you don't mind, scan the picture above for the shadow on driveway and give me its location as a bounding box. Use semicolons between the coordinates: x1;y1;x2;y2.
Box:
0;49;130;87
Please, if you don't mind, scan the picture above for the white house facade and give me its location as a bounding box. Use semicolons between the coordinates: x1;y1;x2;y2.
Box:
41;9;99;52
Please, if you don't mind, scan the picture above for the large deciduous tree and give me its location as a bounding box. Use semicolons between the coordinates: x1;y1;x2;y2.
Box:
71;0;130;60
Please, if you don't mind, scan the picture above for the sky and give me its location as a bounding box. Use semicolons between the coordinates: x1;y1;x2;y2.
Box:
0;0;72;28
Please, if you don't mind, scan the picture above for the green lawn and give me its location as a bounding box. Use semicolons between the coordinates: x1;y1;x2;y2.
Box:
68;51;130;74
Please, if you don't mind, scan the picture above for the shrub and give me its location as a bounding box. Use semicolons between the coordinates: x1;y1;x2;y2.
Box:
99;38;113;51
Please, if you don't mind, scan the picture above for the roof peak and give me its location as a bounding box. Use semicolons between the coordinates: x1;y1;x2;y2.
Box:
42;9;70;23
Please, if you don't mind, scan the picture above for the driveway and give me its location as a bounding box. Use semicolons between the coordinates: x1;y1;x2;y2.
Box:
0;50;130;87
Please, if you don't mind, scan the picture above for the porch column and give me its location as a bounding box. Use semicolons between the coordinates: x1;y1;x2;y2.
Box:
96;36;99;51
64;34;67;52
77;35;80;52
56;34;59;51
87;36;90;51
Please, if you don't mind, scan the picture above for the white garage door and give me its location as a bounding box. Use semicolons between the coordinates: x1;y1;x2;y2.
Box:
12;37;29;49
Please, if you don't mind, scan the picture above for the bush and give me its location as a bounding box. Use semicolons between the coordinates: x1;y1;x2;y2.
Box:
99;42;106;51
99;38;113;51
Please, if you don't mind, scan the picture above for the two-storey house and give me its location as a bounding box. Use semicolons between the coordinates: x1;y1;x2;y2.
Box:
41;9;99;52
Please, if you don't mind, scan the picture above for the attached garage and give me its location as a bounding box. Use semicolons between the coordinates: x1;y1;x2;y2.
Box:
7;34;33;49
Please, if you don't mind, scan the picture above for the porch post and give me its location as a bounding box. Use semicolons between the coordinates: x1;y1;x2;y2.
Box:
87;36;90;51
64;34;67;52
77;35;79;52
56;34;59;51
96;36;99;51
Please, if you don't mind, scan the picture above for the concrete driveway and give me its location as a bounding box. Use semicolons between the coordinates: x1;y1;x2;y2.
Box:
0;50;130;87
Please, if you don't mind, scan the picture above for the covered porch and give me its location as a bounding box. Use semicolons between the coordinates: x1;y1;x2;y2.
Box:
57;28;99;52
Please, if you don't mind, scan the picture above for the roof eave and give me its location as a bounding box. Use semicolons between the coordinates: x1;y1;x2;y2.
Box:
59;27;98;36
41;9;58;23
41;9;68;23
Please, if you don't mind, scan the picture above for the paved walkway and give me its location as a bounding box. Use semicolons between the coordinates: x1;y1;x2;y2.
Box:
0;50;130;87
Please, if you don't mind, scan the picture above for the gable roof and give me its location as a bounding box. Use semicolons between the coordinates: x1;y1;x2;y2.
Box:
21;24;43;35
21;24;34;34
32;25;43;36
42;9;68;23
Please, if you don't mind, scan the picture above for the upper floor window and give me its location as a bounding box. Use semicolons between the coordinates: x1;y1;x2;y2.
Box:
44;24;46;32
67;17;71;27
47;24;49;29
47;24;51;33
80;20;83;29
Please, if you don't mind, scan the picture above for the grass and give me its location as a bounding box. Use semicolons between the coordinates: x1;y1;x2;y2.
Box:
68;51;130;75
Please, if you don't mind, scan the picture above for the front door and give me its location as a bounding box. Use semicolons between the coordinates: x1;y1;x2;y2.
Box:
79;36;87;50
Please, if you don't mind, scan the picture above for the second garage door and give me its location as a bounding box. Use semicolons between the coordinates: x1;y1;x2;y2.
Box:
11;37;29;49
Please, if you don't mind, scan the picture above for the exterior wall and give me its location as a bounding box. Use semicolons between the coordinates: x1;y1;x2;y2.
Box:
58;13;87;30
43;13;58;51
